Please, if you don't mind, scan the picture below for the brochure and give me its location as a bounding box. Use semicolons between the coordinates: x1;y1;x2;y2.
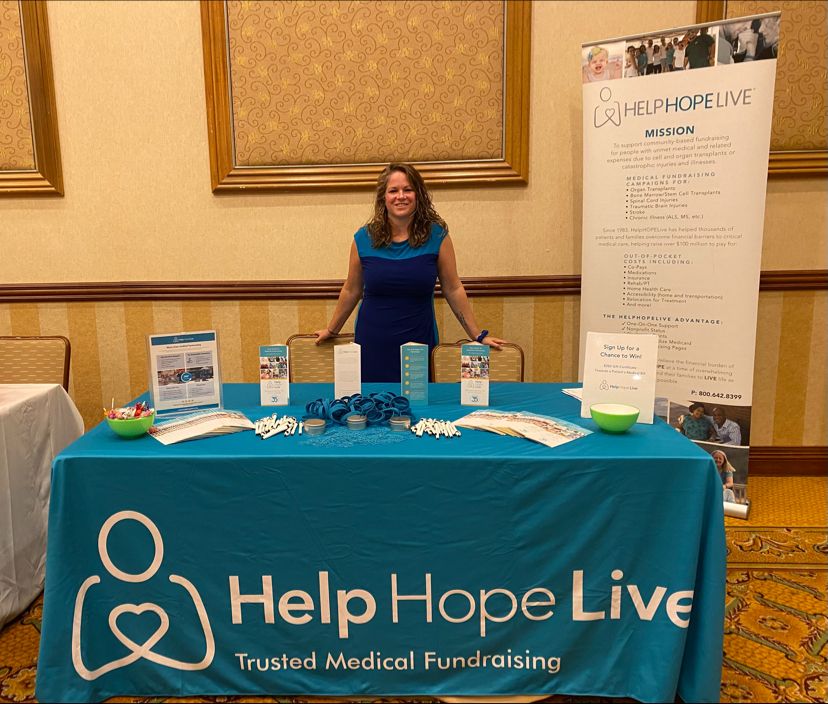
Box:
455;410;591;448
460;343;489;406
401;342;428;405
334;342;361;399
147;331;222;417
259;344;289;406
148;410;254;445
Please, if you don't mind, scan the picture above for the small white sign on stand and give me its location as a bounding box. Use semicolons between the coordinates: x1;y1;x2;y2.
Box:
334;343;362;399
580;332;658;423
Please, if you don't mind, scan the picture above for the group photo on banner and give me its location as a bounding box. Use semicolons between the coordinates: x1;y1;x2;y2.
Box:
580;12;781;517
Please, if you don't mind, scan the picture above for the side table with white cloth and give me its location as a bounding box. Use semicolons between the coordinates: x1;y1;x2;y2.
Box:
0;384;84;627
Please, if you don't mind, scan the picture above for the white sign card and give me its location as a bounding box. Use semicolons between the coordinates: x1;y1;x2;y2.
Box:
580;332;658;423
334;342;361;399
259;345;289;406
460;343;489;406
148;330;222;417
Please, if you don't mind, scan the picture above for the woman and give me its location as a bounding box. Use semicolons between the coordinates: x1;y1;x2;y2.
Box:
712;449;736;502
679;402;716;441
315;163;506;382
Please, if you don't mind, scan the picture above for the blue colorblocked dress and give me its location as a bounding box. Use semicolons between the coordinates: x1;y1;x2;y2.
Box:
354;223;446;382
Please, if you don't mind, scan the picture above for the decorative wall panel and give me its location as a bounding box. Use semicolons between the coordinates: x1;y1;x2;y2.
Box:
201;0;531;191
0;0;34;170
726;1;827;153
228;0;503;166
697;0;827;174
0;0;62;195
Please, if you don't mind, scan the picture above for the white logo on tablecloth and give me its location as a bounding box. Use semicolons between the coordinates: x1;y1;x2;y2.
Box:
71;510;215;680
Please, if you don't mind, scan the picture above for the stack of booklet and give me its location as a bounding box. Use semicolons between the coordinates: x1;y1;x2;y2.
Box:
148;410;254;445
454;410;591;448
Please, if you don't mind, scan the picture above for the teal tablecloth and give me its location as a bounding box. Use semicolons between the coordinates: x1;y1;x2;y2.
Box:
37;383;725;702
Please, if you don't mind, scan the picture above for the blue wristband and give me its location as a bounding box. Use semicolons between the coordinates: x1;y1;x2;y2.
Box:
476;329;489;343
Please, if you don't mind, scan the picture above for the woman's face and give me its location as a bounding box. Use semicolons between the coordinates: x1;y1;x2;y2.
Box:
713;452;725;468
691;407;705;419
385;171;416;220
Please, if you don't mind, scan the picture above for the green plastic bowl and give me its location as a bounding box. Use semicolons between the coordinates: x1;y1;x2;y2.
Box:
106;413;155;438
590;403;639;433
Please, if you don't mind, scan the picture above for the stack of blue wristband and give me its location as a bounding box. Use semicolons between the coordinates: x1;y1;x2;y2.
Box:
304;392;414;426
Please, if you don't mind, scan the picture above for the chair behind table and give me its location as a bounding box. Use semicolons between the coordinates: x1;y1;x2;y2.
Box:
430;340;525;382
286;333;355;382
0;336;71;391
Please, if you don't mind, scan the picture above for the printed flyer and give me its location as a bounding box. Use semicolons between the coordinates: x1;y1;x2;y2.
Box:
400;342;429;404
148;331;222;416
579;13;780;508
460;343;489;406
259;345;289;406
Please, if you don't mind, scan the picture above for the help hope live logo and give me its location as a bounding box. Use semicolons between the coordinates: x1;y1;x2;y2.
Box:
73;510;695;678
72;511;214;679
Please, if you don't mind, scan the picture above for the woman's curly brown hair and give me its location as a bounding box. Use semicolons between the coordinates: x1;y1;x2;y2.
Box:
366;163;448;248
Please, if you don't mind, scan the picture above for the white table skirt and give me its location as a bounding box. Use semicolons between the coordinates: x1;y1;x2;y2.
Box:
0;384;84;627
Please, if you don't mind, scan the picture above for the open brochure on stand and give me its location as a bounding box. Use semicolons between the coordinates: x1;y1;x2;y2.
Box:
148;410;254;445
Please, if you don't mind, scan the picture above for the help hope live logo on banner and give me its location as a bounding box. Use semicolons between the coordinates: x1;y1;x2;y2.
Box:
579;14;780;510
70;511;695;680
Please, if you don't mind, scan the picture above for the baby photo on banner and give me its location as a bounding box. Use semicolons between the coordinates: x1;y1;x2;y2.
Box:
578;13;781;513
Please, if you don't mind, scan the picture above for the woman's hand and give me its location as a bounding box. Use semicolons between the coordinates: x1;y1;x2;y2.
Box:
313;329;337;345
483;335;507;351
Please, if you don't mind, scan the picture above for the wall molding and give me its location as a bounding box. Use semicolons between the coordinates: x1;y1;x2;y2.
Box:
749;446;828;476
0;270;824;303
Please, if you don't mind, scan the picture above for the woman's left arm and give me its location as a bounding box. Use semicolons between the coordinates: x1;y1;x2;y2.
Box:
437;235;507;349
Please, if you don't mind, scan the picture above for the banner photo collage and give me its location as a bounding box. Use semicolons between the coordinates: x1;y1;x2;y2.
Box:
579;13;781;512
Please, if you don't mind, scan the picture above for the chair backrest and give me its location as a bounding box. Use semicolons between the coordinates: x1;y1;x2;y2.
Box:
286;333;356;382
430;340;524;382
0;335;71;390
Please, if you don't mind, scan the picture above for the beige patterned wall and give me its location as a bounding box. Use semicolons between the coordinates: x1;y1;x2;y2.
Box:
0;292;824;448
726;0;827;151
227;0;504;165
0;0;34;170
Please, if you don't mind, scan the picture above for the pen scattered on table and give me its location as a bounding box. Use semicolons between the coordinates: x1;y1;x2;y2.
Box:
255;414;300;439
410;417;461;439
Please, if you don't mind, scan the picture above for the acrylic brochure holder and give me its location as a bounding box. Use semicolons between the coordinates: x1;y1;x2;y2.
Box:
147;330;223;418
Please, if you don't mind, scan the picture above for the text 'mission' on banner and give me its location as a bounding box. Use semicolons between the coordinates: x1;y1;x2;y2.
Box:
578;13;781;516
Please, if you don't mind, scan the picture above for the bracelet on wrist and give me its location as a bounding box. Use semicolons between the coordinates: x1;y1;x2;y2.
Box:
475;329;489;343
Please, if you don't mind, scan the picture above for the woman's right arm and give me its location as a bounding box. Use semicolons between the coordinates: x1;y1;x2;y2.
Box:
314;241;363;344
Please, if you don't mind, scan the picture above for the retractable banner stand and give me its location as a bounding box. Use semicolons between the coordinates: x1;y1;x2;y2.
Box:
579;13;780;516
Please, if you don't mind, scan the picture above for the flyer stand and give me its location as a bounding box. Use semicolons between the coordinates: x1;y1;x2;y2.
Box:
147;330;223;417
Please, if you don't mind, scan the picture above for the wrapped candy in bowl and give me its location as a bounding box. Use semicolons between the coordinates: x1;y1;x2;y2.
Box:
105;401;155;438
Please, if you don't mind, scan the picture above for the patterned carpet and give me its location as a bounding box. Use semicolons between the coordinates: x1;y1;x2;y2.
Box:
2;476;825;704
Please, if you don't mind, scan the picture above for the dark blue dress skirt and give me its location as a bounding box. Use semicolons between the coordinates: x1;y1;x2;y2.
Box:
354;224;445;383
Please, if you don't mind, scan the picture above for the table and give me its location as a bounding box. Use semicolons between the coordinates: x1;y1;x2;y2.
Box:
0;384;84;628
37;383;726;703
